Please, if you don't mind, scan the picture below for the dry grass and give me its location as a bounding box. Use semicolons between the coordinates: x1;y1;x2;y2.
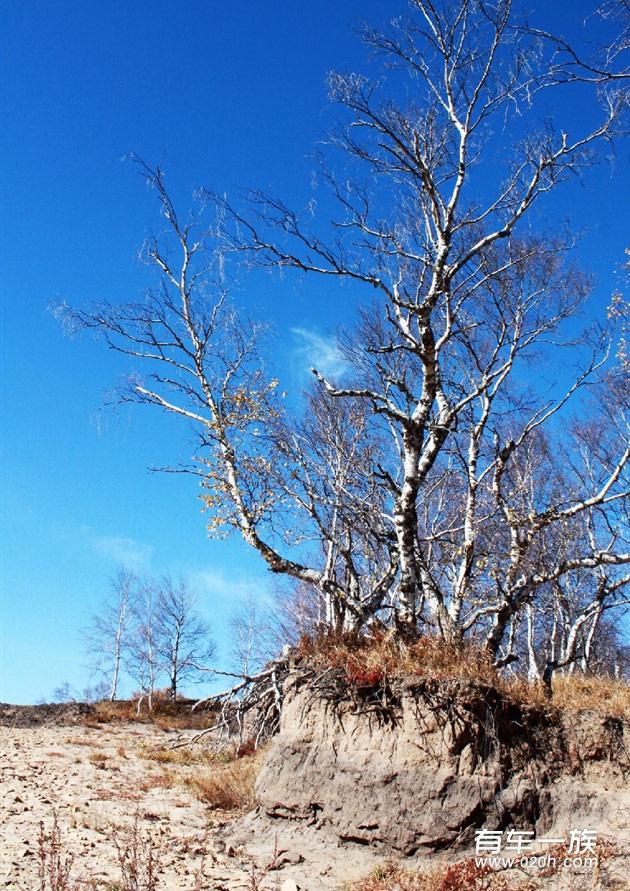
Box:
346;859;513;891
185;748;266;812
298;630;497;688
88;751;109;767
70;736;101;747
132;770;177;792
350;840;627;890
551;674;630;716
86;697;218;730
298;631;630;718
495;674;630;717
141;744;218;767
151;771;177;789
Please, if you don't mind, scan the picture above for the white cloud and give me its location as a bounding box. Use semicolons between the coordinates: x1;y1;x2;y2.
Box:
190;568;266;603
91;535;153;572
291;327;349;380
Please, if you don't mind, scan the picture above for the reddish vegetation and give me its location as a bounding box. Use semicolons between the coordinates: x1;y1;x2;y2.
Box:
297;630;630;717
348;858;505;891
297;630;496;688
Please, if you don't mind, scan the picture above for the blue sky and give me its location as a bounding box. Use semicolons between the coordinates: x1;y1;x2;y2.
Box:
1;1;628;703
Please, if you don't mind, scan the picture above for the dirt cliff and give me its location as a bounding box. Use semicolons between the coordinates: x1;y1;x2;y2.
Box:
253;675;629;857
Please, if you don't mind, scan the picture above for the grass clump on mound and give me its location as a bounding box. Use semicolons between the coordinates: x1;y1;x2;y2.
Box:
297;630;496;688
296;630;630;719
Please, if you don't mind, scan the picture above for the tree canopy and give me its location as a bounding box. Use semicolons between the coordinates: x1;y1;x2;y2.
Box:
62;0;630;682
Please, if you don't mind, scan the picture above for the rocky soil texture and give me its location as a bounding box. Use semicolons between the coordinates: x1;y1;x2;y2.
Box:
0;705;383;890
1;684;629;891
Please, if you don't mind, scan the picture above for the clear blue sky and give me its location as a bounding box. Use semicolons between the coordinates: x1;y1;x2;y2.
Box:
1;1;628;703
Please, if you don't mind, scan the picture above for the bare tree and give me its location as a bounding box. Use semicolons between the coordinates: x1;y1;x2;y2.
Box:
50;682;78;704
154;577;215;700
229;591;274;676
83;569;136;701
60;1;629;668
127;580;161;712
216;0;630;650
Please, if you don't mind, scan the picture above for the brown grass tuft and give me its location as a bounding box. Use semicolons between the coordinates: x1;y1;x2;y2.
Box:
297;631;630;719
151;770;177;789
551;674;630;717
186;749;266;812
88;751;109;768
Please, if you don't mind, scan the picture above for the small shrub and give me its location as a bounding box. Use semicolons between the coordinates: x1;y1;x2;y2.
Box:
186;750;265;811
37;813;98;890
110;814;162;891
37;813;75;891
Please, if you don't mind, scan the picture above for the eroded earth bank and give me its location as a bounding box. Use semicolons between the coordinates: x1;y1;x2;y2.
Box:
1;676;629;890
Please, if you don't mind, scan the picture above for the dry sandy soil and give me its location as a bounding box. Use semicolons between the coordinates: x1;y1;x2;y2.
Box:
1;720;244;889
0;707;381;891
2;702;629;891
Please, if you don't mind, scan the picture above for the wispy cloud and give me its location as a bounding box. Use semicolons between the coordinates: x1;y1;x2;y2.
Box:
189;568;276;615
292;327;349;380
190;568;263;603
91;535;153;572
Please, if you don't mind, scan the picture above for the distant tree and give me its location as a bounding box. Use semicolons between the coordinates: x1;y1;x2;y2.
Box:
229;592;274;675
49;680;112;704
154;577;215;701
84;569;136;701
80;681;111;703
50;682;78;703
127;580;161;711
585;616;630;679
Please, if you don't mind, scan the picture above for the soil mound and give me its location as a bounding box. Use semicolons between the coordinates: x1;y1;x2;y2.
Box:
254;675;630;856
0;701;94;728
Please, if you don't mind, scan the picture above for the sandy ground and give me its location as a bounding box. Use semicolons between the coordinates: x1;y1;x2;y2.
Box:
3;711;627;891
0;720;283;890
0;716;383;891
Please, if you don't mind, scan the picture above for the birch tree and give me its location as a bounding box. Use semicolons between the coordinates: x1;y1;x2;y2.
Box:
229;592;274;675
62;0;629;664
84;569;136;701
217;0;629;649
127;581;161;711
154;577;215;700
